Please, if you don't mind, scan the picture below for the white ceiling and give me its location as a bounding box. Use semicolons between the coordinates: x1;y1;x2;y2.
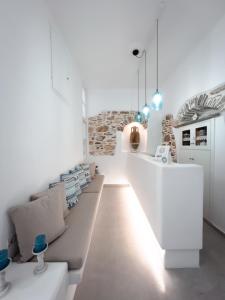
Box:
47;0;225;89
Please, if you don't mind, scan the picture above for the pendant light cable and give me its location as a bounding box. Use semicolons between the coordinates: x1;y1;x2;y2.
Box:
156;19;159;92
137;69;140;111
152;18;163;111
144;50;147;105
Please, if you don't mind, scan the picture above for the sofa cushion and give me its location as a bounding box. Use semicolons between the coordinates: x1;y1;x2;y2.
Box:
80;163;91;183
9;195;66;262
89;162;96;179
74;166;88;189
43;193;100;270
31;183;69;218
61;172;82;196
83;175;104;193
51;178;78;208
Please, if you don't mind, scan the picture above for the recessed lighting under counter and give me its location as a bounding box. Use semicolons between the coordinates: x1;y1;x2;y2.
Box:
126;153;203;268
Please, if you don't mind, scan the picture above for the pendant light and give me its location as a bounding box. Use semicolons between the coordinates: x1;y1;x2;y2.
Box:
152;19;163;111
135;69;143;123
142;50;150;119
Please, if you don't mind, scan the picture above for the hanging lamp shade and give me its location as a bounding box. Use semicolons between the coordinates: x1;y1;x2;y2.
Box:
142;103;150;119
152;19;163;111
135;111;143;123
152;90;163;111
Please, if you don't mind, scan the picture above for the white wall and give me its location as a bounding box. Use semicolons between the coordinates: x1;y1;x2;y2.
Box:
0;0;83;248
161;13;225;232
212;113;225;231
162;14;225;116
87;89;138;117
89;12;225;185
92;132;128;185
87;89;134;184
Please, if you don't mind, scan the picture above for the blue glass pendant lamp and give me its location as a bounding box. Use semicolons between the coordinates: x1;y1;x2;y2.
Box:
152;19;163;111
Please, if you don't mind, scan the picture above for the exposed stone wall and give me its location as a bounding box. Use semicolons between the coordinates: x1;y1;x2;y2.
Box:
162;114;177;162
88;111;147;156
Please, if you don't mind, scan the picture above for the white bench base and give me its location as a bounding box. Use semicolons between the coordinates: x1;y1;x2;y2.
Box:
164;249;199;268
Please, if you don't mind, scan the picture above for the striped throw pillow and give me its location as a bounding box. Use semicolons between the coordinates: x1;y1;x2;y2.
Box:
74;165;88;189
80;163;91;183
61;172;82;196
51;177;78;208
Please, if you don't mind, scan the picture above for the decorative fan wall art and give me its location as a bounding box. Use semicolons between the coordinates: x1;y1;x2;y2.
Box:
175;83;225;127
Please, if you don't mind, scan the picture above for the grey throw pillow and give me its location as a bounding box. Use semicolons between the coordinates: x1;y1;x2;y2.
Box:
9;194;66;262
31;182;69;218
89;162;96;179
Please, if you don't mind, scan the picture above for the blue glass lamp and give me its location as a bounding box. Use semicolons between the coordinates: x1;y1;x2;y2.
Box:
135;111;143;123
152;90;163;111
152;19;163;111
142;103;150;119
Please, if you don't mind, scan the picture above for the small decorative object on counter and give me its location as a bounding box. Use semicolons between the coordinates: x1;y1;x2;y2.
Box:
155;145;172;164
0;248;11;297
130;126;140;152
32;234;48;275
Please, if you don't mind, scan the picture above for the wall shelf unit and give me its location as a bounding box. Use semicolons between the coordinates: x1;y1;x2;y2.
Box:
180;120;212;150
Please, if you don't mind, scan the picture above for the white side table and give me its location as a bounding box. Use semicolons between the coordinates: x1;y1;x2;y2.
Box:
2;262;76;300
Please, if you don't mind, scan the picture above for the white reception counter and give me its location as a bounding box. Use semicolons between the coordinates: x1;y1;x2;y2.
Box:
126;153;203;268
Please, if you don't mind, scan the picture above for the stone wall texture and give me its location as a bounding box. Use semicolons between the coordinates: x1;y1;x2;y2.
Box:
162;114;177;162
88;111;147;156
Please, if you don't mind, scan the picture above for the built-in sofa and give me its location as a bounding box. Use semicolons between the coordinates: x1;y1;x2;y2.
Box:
44;174;104;284
10;173;104;286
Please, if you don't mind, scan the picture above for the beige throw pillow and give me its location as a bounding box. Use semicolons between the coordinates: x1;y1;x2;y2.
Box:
9;194;66;262
89;162;96;179
30;182;69;218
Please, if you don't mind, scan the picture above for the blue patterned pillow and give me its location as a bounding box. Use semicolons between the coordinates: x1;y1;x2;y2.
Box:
73;165;88;189
51;177;78;208
60;172;81;196
80;163;91;183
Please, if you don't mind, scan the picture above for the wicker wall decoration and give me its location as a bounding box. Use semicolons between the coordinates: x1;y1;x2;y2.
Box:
176;83;225;126
162;114;177;162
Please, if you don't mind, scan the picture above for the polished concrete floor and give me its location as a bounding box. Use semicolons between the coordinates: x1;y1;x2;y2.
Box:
75;186;225;300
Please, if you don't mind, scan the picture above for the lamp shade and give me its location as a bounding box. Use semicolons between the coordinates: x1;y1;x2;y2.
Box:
142;103;150;119
152;90;163;111
135;111;143;123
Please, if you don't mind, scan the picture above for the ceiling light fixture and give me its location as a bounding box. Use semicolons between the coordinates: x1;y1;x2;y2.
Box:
132;48;150;120
152;19;163;111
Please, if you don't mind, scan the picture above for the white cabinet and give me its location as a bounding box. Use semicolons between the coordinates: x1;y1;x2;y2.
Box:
179;115;225;234
179;149;211;219
180;120;212;150
178;119;214;221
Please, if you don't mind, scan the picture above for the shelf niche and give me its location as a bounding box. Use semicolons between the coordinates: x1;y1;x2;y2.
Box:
121;122;147;153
